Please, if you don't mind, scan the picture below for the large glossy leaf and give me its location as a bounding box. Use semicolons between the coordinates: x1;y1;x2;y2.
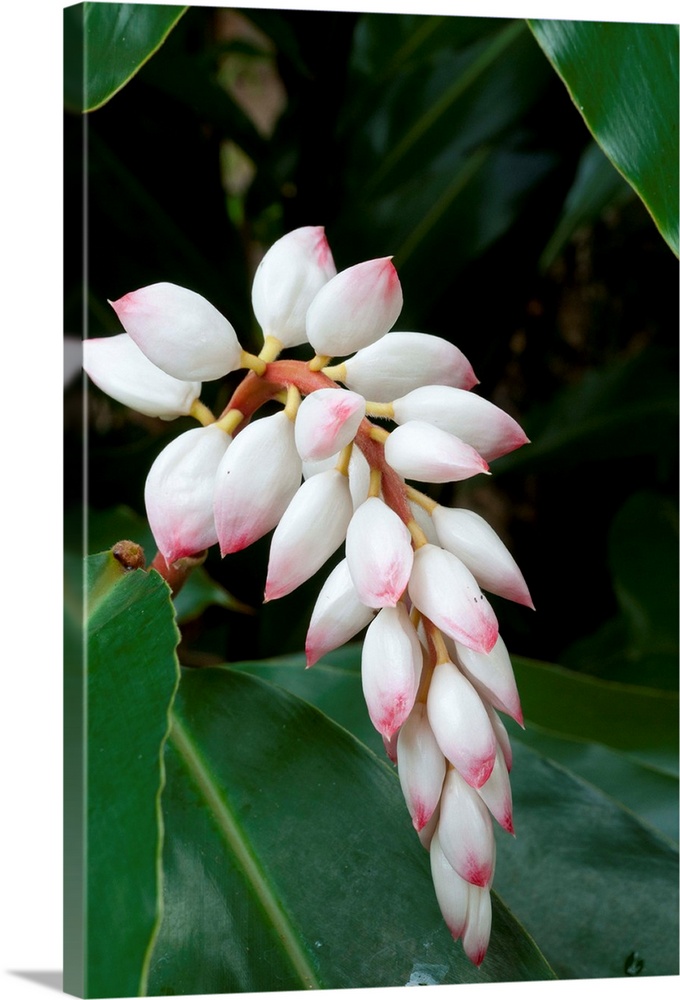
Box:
64;2;188;113
232;645;678;978
528;20;679;255
81;551;180;998
148;667;554;992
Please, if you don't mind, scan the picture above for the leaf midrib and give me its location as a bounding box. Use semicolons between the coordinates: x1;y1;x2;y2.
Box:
168;713;322;990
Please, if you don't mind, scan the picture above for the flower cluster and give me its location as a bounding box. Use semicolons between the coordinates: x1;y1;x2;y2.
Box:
83;226;533;966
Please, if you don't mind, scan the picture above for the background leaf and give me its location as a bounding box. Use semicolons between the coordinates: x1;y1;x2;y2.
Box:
148;667;554;993
84;552;180;998
64;2;188;112
231;648;678;978
528;19;679;255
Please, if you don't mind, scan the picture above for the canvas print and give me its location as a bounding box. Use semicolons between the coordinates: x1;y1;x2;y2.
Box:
63;2;679;996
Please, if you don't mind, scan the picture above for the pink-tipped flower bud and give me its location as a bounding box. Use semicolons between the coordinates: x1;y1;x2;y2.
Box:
437;767;496;888
396;703;447;832
213;411;301;555
486;704;513;773
264;469;353;601
361;604;422;739
392;385;529;462
294;388;366;462
305;559;376;667
452;634;523;727
83;333;201;419
432;506;534;609
346;497;414;608
384;421;489;484
426;658;498;788
339;331;478;403
251;226;336;348
474;747;514;834
408;544;499;654
306;257;403;357
430;829;471;941
110;282;242;381
462;886;493;967
144;424;231;564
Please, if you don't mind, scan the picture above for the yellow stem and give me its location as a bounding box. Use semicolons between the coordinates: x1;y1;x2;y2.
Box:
368;425;389;443
430;627;451;665
406;519;429;549
240;349;267;376
258;335;284;363
215;408;245;435
335;443;353;477
368;467;382;498
406;484;437;515
365;401;395;419
189;399;216;426
284;384;302;421
309;354;332;372
322;362;347;383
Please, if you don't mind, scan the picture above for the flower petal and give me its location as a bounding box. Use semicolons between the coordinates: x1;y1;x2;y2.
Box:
340;331;478;403
397;702;447;831
408;544;499;654
213;411;301;554
145;424;231;563
264;469;353;601
346;497;414;607
452;634;523;727
305;559;375;667
110;282;242;381
361;604;422;738
384;421;489;484
430;829;470;941
251;226;336;348
83;333;201;419
432;505;534;608
426;658;497;788
307;257;403;356
437;767;496;887
392;385;529;461
294;388;366;462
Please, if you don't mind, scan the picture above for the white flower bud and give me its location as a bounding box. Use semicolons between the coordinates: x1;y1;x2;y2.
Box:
144;424;231;563
302;445;371;510
264;469;353;601
83;333;201;419
408;544;499;654
110;282;242;381
213;411;301;555
426;657;497;788
307;257;403;357
452;634;523;727
462;886;493;967
392;385;529;461
385;421;489;484
294;388;366;462
340;331;478;403
432;505;534;608
430;830;470;941
361;604;422;739
397;703;447;832
346;497;414;608
251;226;336;347
305;558;376;667
437;767;496;887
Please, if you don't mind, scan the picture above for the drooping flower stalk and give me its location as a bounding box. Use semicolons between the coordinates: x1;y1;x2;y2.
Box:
83;225;534;967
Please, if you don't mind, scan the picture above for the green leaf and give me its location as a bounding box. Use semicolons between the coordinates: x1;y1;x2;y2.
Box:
82;552;180;998
493;742;679;980
511;656;678;775
561;491;679;689
66;505;250;622
231;649;678;978
148;667;554;992
64;2;188;113
528;20;679;255
539;140;634;270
